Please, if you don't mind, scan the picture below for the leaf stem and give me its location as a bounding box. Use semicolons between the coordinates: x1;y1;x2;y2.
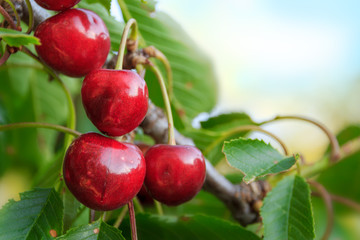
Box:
115;18;138;70
133;197;144;213
0;4;16;29
312;191;360;212
294;154;302;175
154;200;164;216
0;49;10;66
147;64;176;145
260;115;340;162
308;180;333;240
113;206;128;228
21;47;76;146
128;200;138;240
203;125;289;156
24;0;34;33
3;0;20;28
0;122;80;136
90;209;96;223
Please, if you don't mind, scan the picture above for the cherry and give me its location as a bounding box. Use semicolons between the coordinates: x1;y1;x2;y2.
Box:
34;0;80;11
81;69;149;137
34;9;110;77
63;132;146;211
144;144;206;206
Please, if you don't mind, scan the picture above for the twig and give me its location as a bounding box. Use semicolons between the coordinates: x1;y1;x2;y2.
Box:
0;4;16;29
0;50;10;66
308;180;334;240
0;122;81;137
312;191;360;212
260;115;340;162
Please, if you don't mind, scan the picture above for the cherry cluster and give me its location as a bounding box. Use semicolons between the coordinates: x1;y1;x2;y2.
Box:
33;0;206;211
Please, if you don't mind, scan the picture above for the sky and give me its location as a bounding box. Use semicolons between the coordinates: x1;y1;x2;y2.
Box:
112;0;360;160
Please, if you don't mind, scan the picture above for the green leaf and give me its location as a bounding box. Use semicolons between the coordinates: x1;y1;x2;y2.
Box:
57;220;125;239
162;190;231;220
200;113;256;132
335;124;360;146
222;138;296;183
0;51;69;170
78;1;124;51
0;28;40;47
63;188;81;231
0;188;63;239
182;127;249;165
119;213;260;240
317;151;360;202
120;0;218;125
261;175;315;240
81;0;111;12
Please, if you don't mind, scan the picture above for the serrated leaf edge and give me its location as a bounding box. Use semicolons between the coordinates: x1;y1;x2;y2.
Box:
222;137;296;183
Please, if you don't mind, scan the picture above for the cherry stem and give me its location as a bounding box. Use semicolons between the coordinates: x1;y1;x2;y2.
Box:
203;125;289;156
90;209;96;223
0;122;81;137
154;200;164;216
3;0;20;28
148;64;176;145
21;47;77;146
113;206;128;228
24;0;34;33
133;197;144;213
308;180;333;240
156;53;173;99
260;115;340;162
143;46;173;100
128;200;138;240
0;5;17;29
115;18;138;70
116;0;146;45
0;50;10;66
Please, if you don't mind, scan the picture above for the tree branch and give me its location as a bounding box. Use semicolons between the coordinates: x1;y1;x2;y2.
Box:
13;0;270;226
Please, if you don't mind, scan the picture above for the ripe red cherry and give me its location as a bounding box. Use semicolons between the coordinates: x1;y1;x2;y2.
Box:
81;69;149;137
144;144;206;206
63;132;146;211
34;9;110;77
34;0;80;11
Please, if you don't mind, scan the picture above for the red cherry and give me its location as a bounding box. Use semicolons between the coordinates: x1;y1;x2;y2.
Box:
144;144;206;206
81;69;149;137
63;132;146;211
34;9;110;77
34;0;80;11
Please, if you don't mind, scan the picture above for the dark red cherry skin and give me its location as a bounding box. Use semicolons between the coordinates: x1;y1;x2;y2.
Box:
81;69;149;137
144;144;206;206
63;132;146;211
34;0;80;11
34;9;110;77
